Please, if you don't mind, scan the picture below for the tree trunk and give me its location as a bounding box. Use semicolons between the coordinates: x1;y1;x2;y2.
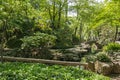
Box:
58;3;62;28
0;20;7;63
65;0;68;23
114;26;118;42
74;27;78;36
0;34;4;63
0;45;2;63
52;0;56;29
0;48;3;63
79;22;83;43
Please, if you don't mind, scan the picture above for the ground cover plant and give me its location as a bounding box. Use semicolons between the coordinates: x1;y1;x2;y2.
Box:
103;43;120;52
0;62;110;80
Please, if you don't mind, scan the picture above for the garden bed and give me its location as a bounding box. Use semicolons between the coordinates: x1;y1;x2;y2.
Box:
0;62;110;80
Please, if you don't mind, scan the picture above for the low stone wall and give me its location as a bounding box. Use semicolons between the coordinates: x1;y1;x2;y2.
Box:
82;61;120;75
1;56;119;75
0;56;88;67
93;61;120;75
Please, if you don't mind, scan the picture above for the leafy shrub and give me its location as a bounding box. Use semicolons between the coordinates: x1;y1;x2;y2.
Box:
72;34;80;44
6;38;22;48
103;43;120;52
53;27;73;49
81;55;97;63
21;32;56;49
96;52;111;62
0;62;110;80
20;32;56;59
96;26;115;46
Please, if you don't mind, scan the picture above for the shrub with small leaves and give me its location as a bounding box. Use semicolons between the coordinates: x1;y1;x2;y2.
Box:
103;43;120;52
21;32;57;49
96;52;111;62
81;55;97;63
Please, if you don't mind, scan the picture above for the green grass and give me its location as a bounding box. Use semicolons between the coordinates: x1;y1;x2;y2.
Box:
0;62;110;80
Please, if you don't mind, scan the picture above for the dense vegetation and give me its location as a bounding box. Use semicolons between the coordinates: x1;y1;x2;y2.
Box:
0;0;120;79
0;0;119;50
0;62;110;80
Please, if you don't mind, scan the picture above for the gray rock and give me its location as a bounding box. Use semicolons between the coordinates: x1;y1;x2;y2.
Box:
87;62;95;72
95;61;113;75
113;61;120;74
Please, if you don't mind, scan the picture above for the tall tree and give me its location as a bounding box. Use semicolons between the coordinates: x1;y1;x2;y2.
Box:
70;0;99;42
93;0;120;42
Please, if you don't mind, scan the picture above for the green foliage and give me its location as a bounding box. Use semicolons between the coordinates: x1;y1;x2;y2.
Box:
0;62;110;80
103;43;120;52
81;51;112;63
81;55;97;63
72;35;80;44
92;0;120;28
96;25;115;45
96;52;111;62
21;32;56;49
1;0;119;63
53;27;73;49
6;38;22;48
0;0;38;49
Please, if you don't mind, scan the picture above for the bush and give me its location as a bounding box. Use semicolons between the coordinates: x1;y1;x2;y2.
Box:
96;52;111;62
21;32;56;49
81;55;97;63
72;34;80;44
20;32;56;59
53;27;73;49
6;38;22;48
103;43;120;52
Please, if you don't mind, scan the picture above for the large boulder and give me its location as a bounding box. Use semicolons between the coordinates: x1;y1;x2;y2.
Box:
65;46;88;57
115;41;120;44
50;47;87;62
111;52;120;74
81;43;91;52
113;61;120;74
95;61;113;75
87;62;95;72
61;46;88;61
63;53;80;61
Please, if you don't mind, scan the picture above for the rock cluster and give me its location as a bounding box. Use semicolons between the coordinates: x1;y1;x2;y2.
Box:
88;60;120;75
